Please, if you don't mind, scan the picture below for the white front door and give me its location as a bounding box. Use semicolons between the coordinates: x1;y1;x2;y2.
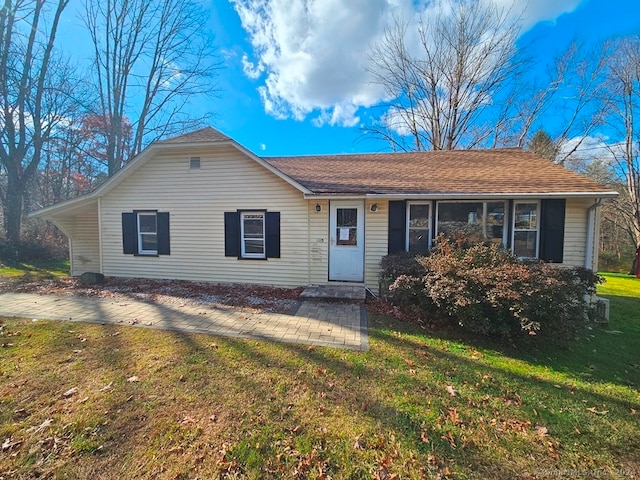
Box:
329;201;364;282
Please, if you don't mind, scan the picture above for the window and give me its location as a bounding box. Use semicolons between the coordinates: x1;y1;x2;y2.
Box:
240;212;265;258
121;211;170;256
513;202;539;258
437;201;506;244
407;202;430;252
137;212;158;254
224;211;280;259
336;208;358;246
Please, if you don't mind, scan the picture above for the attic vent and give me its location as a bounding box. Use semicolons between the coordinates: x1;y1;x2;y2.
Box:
189;157;201;170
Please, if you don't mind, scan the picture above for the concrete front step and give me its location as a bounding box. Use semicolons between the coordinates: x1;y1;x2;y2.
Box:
300;284;367;304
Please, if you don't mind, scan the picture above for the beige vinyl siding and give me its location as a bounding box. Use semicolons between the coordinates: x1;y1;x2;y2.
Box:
365;200;388;293
53;212;100;276
308;200;329;285
99;146;310;287
563;198;591;267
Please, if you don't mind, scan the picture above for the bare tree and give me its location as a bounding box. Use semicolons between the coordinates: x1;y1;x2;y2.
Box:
602;36;640;271
366;1;524;151
0;0;73;245
508;41;610;164
83;0;221;176
366;1;609;156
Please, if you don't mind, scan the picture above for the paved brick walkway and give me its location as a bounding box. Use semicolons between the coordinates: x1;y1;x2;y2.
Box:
0;293;368;351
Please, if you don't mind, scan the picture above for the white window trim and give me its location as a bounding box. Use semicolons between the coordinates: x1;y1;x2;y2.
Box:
240;211;266;259
435;200;508;246
137;212;158;255
406;201;432;252
512;201;540;259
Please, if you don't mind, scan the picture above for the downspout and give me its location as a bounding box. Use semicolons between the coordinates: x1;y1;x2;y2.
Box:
98;197;104;274
584;199;603;270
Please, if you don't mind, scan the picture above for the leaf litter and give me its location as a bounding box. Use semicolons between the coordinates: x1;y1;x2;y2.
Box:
0;276;304;314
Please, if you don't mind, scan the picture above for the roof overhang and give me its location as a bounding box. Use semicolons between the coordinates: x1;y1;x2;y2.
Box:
303;191;619;200
31;136;313;219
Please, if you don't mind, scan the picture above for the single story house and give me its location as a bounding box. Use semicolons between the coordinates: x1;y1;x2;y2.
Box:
32;127;618;292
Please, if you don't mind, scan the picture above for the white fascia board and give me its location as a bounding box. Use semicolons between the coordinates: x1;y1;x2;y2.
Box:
30;196;99;218
303;194;367;200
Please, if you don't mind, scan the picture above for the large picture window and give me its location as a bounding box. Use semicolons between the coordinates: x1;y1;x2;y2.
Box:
407;202;430;252
240;212;265;258
513;202;539;258
436;201;506;244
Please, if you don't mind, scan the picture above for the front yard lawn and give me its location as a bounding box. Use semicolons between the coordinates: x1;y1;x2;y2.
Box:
0;274;638;479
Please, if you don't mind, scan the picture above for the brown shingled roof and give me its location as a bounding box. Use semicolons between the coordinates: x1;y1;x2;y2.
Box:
264;148;613;196
157;126;230;144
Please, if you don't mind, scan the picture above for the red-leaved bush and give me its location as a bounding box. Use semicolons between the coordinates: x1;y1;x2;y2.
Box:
380;237;602;343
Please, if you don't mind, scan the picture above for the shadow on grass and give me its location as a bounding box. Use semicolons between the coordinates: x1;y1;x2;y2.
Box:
374;291;640;390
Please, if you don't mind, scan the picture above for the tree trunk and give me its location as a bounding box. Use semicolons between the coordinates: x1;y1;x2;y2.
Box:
3;172;24;245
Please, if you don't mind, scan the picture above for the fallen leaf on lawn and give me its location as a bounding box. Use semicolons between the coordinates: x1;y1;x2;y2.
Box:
446;385;457;397
209;414;217;422
77;396;89;404
27;418;53;433
181;416;196;425
441;431;457;449
536;425;548;437
631;409;637;415
100;382;113;392
63;387;79;398
420;431;430;443
403;358;414;367
1;438;21;451
447;408;461;425
586;407;609;415
13;408;28;418
127;376;139;383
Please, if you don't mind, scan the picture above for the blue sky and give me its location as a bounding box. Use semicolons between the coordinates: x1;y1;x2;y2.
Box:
58;0;640;157
205;0;640;157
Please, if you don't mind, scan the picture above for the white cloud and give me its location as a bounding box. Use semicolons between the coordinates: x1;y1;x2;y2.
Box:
506;0;583;29
241;53;264;79
561;135;617;162
231;0;586;127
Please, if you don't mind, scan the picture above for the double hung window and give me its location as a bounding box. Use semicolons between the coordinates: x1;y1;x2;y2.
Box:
240;212;265;259
513;202;539;258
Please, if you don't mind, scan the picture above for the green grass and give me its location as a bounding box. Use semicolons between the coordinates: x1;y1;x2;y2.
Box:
0;258;69;280
0;274;638;479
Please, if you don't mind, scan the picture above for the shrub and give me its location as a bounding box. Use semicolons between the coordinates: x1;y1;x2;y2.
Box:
0;219;68;263
380;236;602;344
378;251;424;299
